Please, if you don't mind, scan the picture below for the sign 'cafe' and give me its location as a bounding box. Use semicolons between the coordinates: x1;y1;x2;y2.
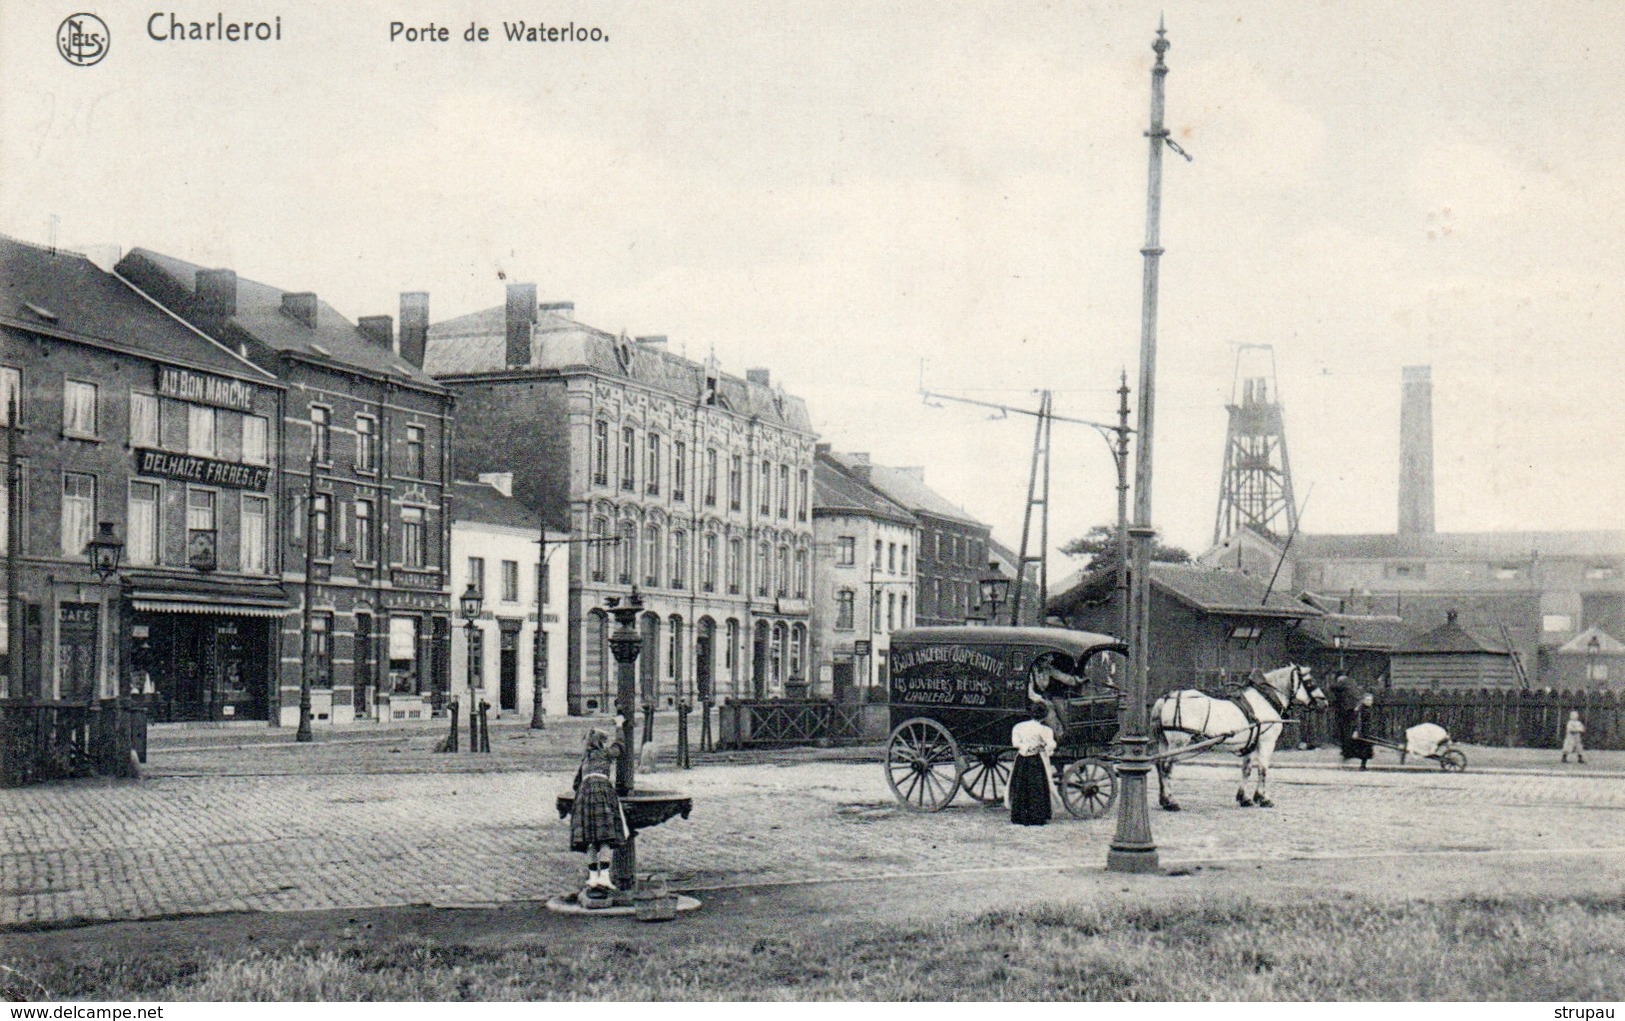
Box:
124;366;291;724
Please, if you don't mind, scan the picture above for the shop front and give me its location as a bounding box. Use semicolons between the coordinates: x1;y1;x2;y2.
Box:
125;577;289;723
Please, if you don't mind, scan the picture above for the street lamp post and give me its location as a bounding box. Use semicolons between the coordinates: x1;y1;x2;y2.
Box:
460;582;483;753
85;521;124;774
1334;625;1349;676
978;562;1011;628
1108;19;1182;874
1587;634;1601;685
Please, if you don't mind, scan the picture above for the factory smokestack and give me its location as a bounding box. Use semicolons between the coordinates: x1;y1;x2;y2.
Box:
1398;365;1435;534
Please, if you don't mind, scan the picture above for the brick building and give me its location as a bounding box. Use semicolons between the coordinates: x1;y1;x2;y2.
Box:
822;453;991;629
117;249;454;726
424;285;816;714
811;446;917;701
2;237;287;719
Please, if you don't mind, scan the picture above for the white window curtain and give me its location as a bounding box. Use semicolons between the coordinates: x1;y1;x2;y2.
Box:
130;393;159;447
241;496;267;574
64;381;96;436
61;473;95;557
128;482;160;566
242;416;268;465
188;405;216;457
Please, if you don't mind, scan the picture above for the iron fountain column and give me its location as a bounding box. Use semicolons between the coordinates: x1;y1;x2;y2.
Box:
606;590;644;894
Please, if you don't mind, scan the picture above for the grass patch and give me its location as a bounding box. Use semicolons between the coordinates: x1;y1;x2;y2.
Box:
5;894;1625;1001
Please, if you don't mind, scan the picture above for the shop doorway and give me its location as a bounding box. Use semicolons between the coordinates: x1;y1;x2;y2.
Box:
140;613;270;722
498;620;521;711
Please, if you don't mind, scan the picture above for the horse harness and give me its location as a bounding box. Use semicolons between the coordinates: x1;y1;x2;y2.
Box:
1165;666;1298;758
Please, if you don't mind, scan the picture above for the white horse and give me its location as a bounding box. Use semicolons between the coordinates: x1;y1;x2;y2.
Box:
1150;664;1325;810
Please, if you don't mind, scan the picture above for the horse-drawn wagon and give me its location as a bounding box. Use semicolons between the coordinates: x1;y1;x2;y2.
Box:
883;626;1127;818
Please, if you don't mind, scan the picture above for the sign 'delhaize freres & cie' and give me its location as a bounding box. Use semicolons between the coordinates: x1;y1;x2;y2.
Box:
138;366;268;490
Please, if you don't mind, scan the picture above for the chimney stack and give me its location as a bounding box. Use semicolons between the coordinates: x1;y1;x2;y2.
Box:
399;292;429;367
746;368;771;387
636;335;668;354
280;292;319;329
506;282;537;368
1398;365;1435;535
195;269;237;317
539;301;574;320
357;315;393;349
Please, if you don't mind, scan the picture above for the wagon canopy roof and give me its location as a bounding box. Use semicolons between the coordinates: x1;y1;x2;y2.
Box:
891;626;1125;658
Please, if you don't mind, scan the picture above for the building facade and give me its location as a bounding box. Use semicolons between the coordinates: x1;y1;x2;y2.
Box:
2;237;288;719
823;453;990;629
449;475;568;720
811;447;917;701
425;285;816;714
118;249;455;727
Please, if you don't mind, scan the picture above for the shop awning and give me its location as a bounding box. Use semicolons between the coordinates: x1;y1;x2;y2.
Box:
127;579;291;617
131;599;287;617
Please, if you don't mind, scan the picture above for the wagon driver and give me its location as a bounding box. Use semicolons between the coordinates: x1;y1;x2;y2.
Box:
1026;652;1083;737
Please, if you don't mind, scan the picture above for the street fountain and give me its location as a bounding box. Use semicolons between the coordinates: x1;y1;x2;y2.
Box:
550;589;697;917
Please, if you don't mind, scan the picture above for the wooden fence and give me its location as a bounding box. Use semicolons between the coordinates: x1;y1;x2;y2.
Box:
0;700;144;787
716;699;890;749
1364;688;1624;750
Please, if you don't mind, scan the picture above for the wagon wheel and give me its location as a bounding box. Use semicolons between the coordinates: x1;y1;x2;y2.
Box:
960;749;1017;805
1058;758;1117;819
885;718;963;812
1438;748;1467;773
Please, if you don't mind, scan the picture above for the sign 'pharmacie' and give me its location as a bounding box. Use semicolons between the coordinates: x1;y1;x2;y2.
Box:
135;448;270;491
156;366;258;412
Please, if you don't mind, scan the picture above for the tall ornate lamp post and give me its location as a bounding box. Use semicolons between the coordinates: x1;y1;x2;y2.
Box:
1108;18;1186;874
1333;625;1349;676
979;562;1011;628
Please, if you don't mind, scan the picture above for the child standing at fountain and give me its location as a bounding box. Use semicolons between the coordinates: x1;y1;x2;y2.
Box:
571;718;629;889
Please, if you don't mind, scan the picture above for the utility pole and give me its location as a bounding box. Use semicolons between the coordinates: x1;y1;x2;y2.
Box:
918;388;1133;629
1109;17;1188;874
297;442;319;743
5;394;23;700
531;534;620;729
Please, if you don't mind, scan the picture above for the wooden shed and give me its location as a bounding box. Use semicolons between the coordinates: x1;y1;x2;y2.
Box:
1390;610;1519;689
1048;563;1319;699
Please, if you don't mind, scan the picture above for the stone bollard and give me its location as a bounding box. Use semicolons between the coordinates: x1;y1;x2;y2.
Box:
440;701;460;753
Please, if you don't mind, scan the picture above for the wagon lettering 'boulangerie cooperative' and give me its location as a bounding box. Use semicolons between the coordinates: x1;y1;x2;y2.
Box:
889;645;1005;676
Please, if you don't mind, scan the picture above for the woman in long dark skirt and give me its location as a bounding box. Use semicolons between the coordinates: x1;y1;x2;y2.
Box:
1341;693;1375;770
1008;701;1057;826
570;720;628;889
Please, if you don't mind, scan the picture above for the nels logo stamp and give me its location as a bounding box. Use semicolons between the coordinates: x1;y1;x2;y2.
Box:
57;12;109;66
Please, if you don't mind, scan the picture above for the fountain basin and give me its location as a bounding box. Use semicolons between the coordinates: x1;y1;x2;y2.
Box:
556;788;693;834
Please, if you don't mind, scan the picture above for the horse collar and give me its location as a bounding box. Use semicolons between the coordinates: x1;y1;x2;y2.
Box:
1249;674;1289;715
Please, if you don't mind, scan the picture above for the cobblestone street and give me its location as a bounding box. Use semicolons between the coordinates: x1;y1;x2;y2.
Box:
4;721;1624;928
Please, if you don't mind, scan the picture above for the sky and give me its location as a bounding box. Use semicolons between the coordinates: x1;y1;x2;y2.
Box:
6;1;1625;566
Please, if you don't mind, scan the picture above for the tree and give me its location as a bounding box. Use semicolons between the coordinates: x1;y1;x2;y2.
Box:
1061;524;1190;569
